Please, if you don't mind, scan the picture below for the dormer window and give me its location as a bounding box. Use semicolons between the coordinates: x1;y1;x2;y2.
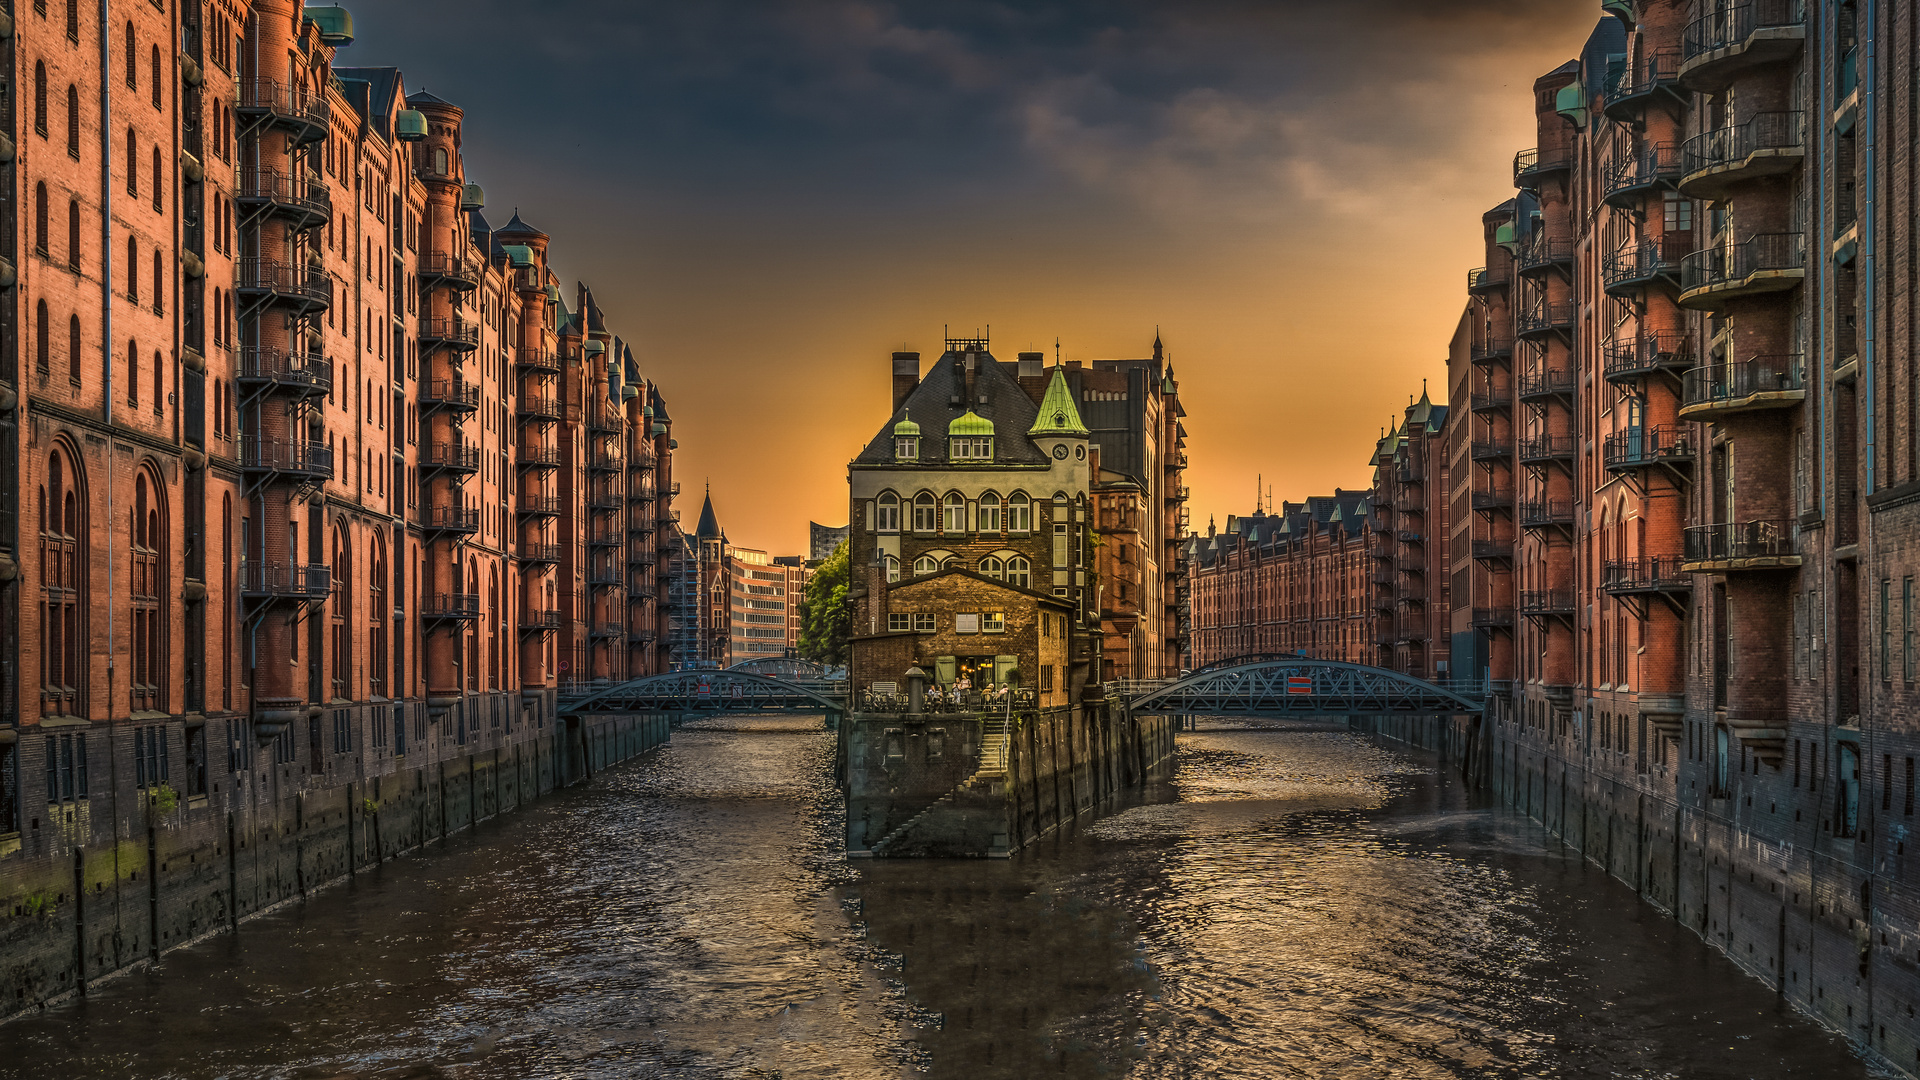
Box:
950;436;992;460
947;410;995;460
895;435;918;460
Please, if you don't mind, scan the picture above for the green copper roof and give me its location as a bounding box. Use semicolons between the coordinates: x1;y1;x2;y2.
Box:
949;410;995;436
893;416;922;437
1027;366;1089;436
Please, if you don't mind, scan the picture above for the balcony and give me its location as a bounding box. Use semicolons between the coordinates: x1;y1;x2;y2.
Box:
1679;355;1806;420
629;519;657;537
419;317;481;352
631;585;659;600
1513;147;1573;189
1471;491;1513;514
1603;239;1686;297
1471;335;1515;368
1680;112;1805;199
1602;330;1691;385
629;628;660;645
1373;593;1397;614
420;505;480;535
241;437;333;482
1470;607;1516;631
1472;539;1512;563
1680;0;1806;92
517;349;562;375
1520;499;1574;530
587;491;623;512
588;568;625;587
1518;434;1576;467
589;529;623;548
1396;589;1426;609
628;448;657;472
237;77;330;145
1604;48;1682;121
519;543;563;565
1517;368;1575;403
1467;266;1509;295
629;551;659;569
1679;233;1806;309
589;622;625;640
1603;425;1695;473
1166;485;1191;504
1516;299;1575;340
518;495;563;519
237;259;330;314
517;397;562;423
1470;439;1513;464
1470;387;1511;413
238;347;330;398
418;251;480;293
420;441;481;475
1602;143;1684;210
1683;520;1801;572
1516;237;1574;279
519;609;562;633
240;562;331;601
420;378;481;413
588;407;624;435
516;445;561;470
1396;530;1423;546
237;166;330;231
587;451;622;473
629;488;658;505
1520;590;1576;618
1602;556;1694;597
421;592;482;622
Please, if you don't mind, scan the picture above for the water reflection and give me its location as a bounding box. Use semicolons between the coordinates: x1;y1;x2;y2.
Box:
0;717;1880;1079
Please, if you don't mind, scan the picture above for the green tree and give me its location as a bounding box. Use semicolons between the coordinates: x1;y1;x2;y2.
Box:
799;539;851;666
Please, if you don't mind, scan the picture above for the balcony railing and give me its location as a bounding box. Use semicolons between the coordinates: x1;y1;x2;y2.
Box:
589;529;623;547
1679;233;1806;306
238;347;331;395
240;561;331;600
421;442;481;473
1470;387;1512;413
1603;425;1694;472
518;495;563;518
1520;590;1576;616
418;251;481;291
1517;299;1575;338
419;317;481;350
1520;499;1574;528
587;451;622;472
1513;147;1573;188
421;505;480;533
1516;237;1574;277
422;593;482;621
1605;49;1681;120
1684;520;1799;566
1602;556;1693;594
1470;439;1513;463
1518;434;1576;465
520;609;563;631
587;492;623;512
237;166;330;227
1518;368;1575;402
421;378;481;411
1681;1;1807;89
1470;607;1516;630
1471;335;1515;366
1467;266;1509;295
1603;238;1688;295
1681;112;1805;199
237;78;330;144
517;349;562;374
1471;491;1513;513
1680;355;1806;418
1472;539;1512;561
517;397;562;422
516;445;561;469
240;437;333;480
589;622;625;639
1602;330;1690;383
1602;143;1684;209
519;543;563;564
237;259;330;310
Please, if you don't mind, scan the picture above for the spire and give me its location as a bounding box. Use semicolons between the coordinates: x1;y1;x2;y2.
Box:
1152;327;1164;362
1028;364;1089;437
696;484;722;540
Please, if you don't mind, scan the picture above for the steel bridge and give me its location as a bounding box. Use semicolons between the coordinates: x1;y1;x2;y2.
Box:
558;668;849;718
1116;659;1485;717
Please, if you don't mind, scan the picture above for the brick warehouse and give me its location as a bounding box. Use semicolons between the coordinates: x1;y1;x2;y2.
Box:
1188;1;1920;1071
0;2;691;1013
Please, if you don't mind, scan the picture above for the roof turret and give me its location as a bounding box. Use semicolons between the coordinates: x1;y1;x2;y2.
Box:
1027;365;1089;436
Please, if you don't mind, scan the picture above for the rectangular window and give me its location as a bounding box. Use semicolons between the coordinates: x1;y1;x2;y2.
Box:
1793;739;1801;787
184;726;207;797
1906;577;1915;683
982;612;1005;633
1882;579;1893;683
1886;753;1895;811
1053;524;1069;568
887;613;911;632
913;613;936;632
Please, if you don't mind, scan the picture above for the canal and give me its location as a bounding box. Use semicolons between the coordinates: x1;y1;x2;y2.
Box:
3;716;1882;1078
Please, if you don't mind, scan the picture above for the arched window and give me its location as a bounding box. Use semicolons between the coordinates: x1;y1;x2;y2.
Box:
34;301;48;374
153;249;164;312
66;84;79;157
222;494;232;710
152;146;163;211
942;492;967;534
41;446;87;715
34;61;47;136
911;492;936;533
125;127;138;195
34;182;47;254
1004;555;1031;588
978;492;1001;533
884;555;900;583
332;527;353;699
151;44;163;108
124;22;136;86
131;471;165;710
68;314;81;383
153;350;163;414
127;338;138;406
487;568;500;691
68;200;81;270
434;147;449;175
912;555;939;577
127;236;138;299
1006;492;1032;533
979;556;1004;580
66;0;79;41
874;491;900;533
466;566;480;691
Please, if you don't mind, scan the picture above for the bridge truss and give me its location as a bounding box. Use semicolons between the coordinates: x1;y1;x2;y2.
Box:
1120;659;1484;717
559;669;847;716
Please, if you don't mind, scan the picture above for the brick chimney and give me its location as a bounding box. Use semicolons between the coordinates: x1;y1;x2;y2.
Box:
892;352;920;413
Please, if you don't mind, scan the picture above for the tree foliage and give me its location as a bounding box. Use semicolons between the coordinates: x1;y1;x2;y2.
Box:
798;540;851;666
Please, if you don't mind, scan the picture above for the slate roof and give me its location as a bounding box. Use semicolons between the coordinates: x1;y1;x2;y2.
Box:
695;490;722;539
497;211;544;237
853;349;1051;467
404;88;456;108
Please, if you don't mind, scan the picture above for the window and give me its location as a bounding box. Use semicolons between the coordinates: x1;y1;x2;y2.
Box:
1883;579;1892;683
913;554;939;576
1053;523;1070;567
979;556;1003;580
45;733;88;802
34;301;48;373
153;250;164;312
950;436;992;460
884;555;900;583
911;492;936;532
1662;190;1691;233
133;725;168;789
66;0;77;40
184;726;208;797
894;436;917;461
1005;555;1031;588
874;491;900;533
34;182;47;254
152;146;163;211
1007;493;1032;533
978;492;1001;532
0;742;17;835
127;338;138;406
913;613;936;632
132;472;164;709
68;201;81;271
433;147;448;175
1906;577;1914;683
127;237;139;299
66;84;79;158
942;493;967;534
982;612;1005;633
150;44;162;108
888;613;911;632
124;27;136;86
41;448;85;715
34;62;46;136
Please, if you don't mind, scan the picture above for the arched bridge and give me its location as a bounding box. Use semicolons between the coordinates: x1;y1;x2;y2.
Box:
559;668;848;717
1118;659;1485;717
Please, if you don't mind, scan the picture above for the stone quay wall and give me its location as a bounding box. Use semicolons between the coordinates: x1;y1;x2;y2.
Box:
0;696;671;1022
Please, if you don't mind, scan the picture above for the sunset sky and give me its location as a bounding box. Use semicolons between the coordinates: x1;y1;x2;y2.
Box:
367;0;1601;554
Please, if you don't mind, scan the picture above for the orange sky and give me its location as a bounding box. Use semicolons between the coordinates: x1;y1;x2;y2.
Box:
370;1;1604;554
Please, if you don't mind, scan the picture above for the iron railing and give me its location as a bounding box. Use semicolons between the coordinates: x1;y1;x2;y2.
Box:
1685;520;1797;563
238;347;331;392
422;593;482;620
1513;147;1573;186
421;442;481;472
1602;330;1690;381
237;259;329;306
1520;499;1574;527
1681;355;1805;410
1517;299;1576;336
240;562;331;599
1602;556;1693;593
1683;111;1805;179
1681;233;1806;295
1603;425;1694;470
1518;434;1576;464
1683;1;1806;64
1520;590;1576;615
240;437;333;478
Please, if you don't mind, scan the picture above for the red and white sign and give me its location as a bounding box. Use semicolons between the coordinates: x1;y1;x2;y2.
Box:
1287;675;1313;695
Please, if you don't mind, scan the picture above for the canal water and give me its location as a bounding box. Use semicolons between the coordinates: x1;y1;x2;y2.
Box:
3;717;1884;1079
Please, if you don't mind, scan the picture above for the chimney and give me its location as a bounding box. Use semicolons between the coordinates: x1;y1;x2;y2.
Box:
892;351;920;413
1017;351;1043;379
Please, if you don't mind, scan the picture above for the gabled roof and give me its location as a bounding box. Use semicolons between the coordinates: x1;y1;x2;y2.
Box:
852;348;1050;467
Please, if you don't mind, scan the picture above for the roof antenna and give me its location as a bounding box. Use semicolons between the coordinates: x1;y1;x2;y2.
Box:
1054;337;1061;367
